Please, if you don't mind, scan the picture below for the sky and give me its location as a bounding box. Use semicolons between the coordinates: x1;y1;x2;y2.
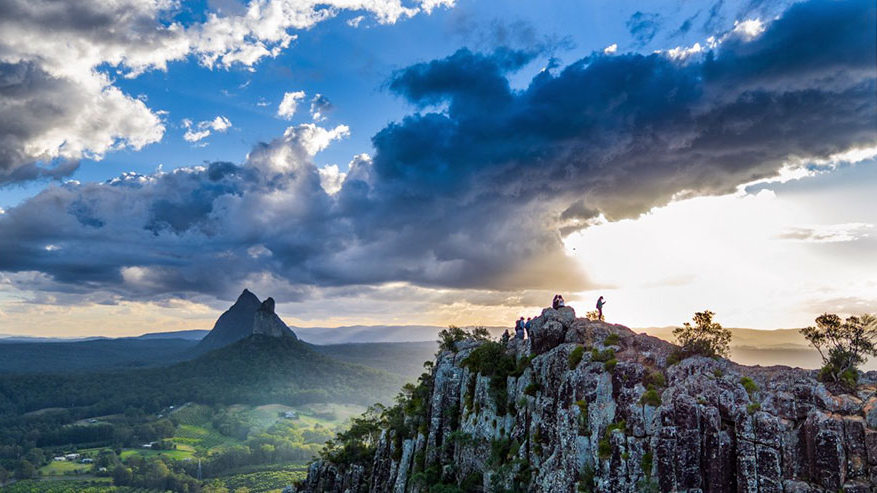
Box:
0;0;875;337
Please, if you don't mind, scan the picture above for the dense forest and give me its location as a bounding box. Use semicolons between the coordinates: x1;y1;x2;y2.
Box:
0;334;407;489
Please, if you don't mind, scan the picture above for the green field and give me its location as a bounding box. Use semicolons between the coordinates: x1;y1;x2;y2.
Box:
119;447;193;461
15;402;362;489
39;460;93;476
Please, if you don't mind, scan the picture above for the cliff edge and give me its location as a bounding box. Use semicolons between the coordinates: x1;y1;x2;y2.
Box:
299;306;877;492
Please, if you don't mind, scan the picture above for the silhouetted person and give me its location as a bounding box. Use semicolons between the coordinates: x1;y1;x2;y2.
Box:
596;296;606;320
552;294;565;309
501;329;510;345
524;317;532;339
515;317;525;339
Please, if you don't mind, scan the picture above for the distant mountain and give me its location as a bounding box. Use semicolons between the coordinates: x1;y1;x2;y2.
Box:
0;337;198;373
639;326;877;370
294;324;507;344
310;341;438;377
194;289;297;354
0;334;106;343
136;329;208;340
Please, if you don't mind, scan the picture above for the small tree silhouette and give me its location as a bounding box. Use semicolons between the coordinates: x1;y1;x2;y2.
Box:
800;313;877;390
673;310;731;359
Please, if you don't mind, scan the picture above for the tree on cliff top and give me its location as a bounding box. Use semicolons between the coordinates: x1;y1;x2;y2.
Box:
673;310;731;359
800;313;877;389
438;325;491;352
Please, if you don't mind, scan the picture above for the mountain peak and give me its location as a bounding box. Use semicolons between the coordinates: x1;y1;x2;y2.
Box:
195;290;296;354
259;297;276;314
236;288;260;306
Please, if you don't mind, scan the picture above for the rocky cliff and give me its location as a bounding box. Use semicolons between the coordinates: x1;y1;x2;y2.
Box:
298;306;877;492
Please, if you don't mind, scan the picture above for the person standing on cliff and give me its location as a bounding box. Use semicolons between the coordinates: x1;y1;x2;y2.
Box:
524;317;532;339
596;296;606;320
514;317;525;339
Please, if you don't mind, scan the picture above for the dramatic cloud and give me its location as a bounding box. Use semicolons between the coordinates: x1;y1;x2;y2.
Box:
0;0;873;304
278;91;306;119
0;0;455;185
0;60;164;184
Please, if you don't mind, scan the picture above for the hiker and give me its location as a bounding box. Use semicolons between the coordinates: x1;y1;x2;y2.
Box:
515;317;525;339
596;296;606;320
524;317;532;339
501;329;511;345
552;294;565;309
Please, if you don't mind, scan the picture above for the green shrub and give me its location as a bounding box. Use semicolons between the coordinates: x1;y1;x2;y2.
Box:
673;310;732;358
464;376;476;413
604;333;620;346
575;399;589;433
839;368;859;389
666;350;682;366
640;451;653;477
460;472;483;491
639;389;661;407
438;325;491;352
489;438;513;467
739;376;758;396
604;359;618;372
598;420;626;459
512;355;532;377
591;348;615;362
747;402;761;414
523;382;540;396
607;420;626;434
569;346;586;369
577;465;595;492
643;371;666;388
597;438;612;459
713;369;724;378
462;341;516;415
801;313;877;390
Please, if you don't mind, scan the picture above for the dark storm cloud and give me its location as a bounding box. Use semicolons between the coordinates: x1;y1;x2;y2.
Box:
0;61;84;183
0;0;874;302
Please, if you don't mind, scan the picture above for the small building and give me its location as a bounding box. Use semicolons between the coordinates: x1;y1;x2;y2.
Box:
65;453;80;460
141;443;153;449
81;458;94;464
53;456;66;462
282;411;299;419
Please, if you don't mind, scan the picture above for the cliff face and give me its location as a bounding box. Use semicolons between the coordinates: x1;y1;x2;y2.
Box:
299;307;877;492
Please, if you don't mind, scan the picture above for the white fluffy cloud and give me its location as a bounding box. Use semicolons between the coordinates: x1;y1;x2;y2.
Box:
182;116;233;143
0;0;455;184
277;91;306;119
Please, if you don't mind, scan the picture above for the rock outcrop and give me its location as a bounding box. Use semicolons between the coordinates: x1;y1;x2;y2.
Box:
195;289;296;353
299;306;877;492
